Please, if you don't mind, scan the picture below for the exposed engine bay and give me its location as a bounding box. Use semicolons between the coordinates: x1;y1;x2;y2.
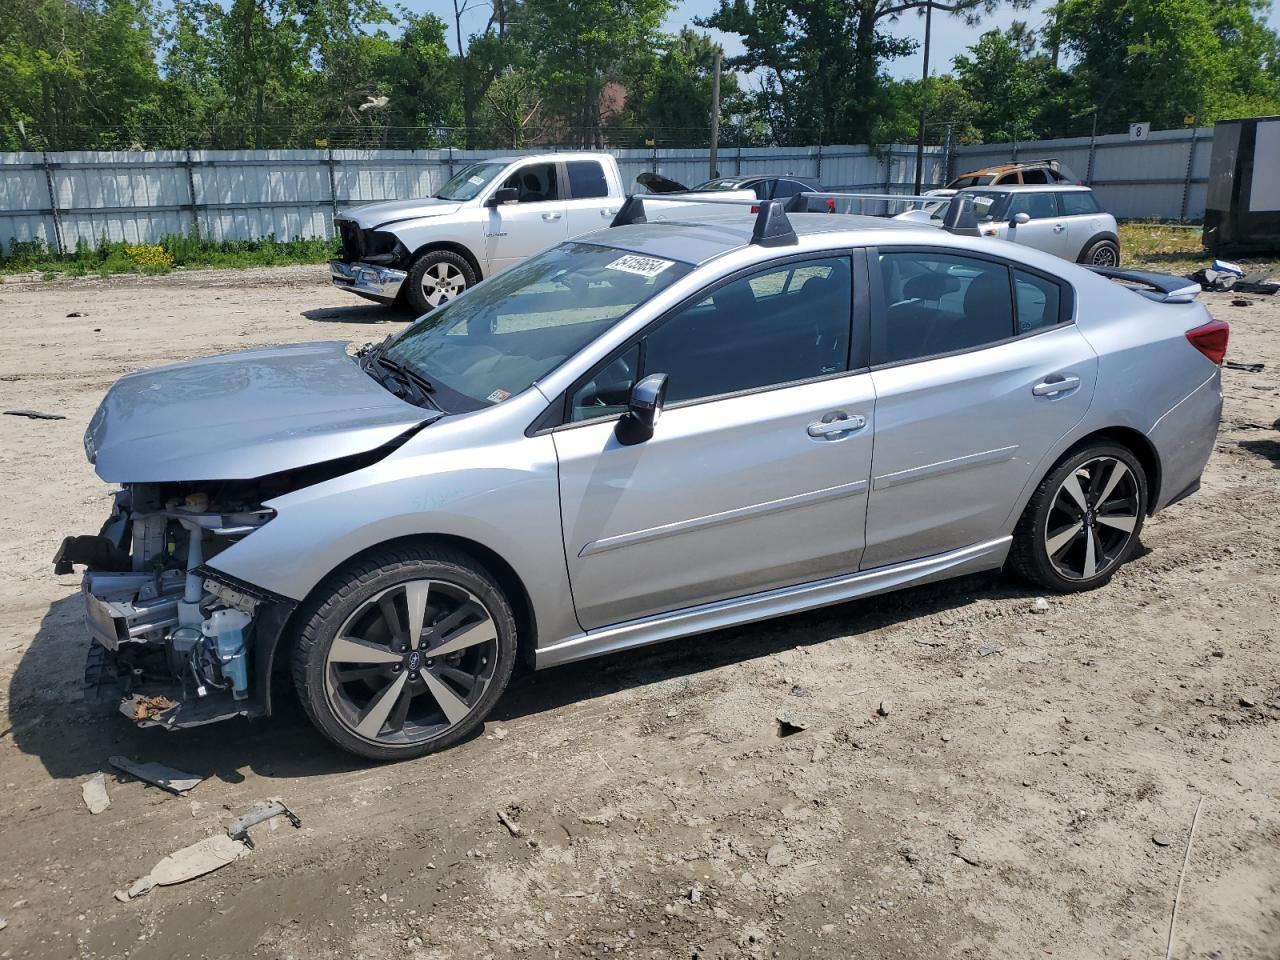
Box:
55;480;290;729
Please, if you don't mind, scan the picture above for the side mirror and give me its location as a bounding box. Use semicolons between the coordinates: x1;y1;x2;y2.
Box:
486;186;519;207
614;373;668;446
1012;212;1031;226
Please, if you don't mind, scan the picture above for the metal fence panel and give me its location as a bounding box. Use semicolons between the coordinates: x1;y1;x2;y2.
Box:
0;131;1217;254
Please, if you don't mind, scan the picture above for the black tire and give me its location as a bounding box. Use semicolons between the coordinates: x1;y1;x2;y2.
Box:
1009;442;1148;593
403;249;477;315
1082;239;1120;268
291;544;517;761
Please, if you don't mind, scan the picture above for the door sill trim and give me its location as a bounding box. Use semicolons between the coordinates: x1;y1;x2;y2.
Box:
534;536;1012;669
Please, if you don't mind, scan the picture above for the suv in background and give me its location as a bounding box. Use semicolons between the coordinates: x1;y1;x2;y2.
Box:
895;185;1120;266
931;159;1080;197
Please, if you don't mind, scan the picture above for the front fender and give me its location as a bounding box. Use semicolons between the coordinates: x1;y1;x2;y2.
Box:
206;424;580;655
383;213;486;269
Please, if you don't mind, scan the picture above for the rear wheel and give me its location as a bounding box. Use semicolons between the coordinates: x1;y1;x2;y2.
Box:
404;250;476;315
1010;443;1147;592
292;545;516;760
1083;239;1120;268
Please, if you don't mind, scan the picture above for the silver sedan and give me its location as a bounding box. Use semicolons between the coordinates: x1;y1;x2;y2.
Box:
65;198;1227;760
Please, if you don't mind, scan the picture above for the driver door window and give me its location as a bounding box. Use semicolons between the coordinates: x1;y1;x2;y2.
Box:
501;163;560;203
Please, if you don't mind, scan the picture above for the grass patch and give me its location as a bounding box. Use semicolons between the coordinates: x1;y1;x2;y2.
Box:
1119;221;1280;275
0;233;338;277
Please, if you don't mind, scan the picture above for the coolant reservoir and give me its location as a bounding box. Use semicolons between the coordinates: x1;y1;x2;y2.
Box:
201;608;252;700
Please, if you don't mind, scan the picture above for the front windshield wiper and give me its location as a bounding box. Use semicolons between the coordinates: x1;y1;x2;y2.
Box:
359;338;440;411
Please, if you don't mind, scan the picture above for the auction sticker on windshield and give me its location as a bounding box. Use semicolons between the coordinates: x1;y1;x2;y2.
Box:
606;254;674;278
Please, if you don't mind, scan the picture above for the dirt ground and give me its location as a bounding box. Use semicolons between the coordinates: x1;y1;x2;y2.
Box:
0;265;1277;960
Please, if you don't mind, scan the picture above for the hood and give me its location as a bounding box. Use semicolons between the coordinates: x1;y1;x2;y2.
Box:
86;341;438;483
339;197;464;230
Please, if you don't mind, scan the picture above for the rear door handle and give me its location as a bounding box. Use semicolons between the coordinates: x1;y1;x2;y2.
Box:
601;208;618;217
1033;374;1081;397
542;212;562;221
1053;223;1066;233
807;413;867;438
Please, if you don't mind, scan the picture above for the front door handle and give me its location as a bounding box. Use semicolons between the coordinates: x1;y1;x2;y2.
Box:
807;413;867;438
601;208;618;217
1033;374;1081;397
542;212;562;221
1053;223;1066;233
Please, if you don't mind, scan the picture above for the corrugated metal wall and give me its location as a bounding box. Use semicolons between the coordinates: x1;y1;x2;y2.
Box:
0;130;1210;254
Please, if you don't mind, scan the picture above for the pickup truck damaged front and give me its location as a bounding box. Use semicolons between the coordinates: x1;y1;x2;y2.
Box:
58;482;295;729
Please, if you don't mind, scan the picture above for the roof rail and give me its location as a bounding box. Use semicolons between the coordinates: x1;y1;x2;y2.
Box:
610;195;798;247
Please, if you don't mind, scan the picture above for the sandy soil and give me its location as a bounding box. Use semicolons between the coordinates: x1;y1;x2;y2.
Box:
0;265;1277;960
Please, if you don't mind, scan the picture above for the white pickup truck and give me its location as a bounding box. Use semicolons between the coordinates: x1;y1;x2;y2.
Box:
330;152;629;313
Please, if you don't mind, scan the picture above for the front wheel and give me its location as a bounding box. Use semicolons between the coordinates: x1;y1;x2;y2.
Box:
1009;443;1148;592
291;545;517;761
403;250;476;315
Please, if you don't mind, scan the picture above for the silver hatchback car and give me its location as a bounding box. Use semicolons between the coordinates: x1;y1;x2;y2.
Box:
62;197;1227;760
895;185;1121;266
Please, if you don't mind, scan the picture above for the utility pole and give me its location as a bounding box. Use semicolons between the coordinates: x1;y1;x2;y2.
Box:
709;52;722;180
913;0;934;194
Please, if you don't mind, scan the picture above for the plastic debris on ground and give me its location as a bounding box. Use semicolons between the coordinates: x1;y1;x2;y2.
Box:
109;755;205;795
226;800;302;849
81;773;111;814
117;834;250;900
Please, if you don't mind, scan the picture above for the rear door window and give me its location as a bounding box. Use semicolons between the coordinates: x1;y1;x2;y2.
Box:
1006;192;1060;220
1060;191;1101;216
1021;169;1050;184
566;160;609;199
875;252;1015;364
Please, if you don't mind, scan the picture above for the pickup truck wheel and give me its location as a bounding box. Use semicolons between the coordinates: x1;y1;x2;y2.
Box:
1083;239;1120;267
292;545;517;761
405;250;476;315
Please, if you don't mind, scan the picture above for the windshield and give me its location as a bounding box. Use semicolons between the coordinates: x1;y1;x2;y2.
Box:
381;243;693;412
693;178;749;191
931;190;1003;222
435;162;506;201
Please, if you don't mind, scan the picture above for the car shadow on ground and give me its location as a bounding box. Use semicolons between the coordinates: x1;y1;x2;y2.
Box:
9;570;1046;782
1238;437;1280;467
302;303;408;324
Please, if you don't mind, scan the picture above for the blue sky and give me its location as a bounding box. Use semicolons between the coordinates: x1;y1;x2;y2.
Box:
396;0;1280;82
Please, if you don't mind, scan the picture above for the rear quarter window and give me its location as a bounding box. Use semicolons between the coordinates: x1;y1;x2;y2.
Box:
566;160;610;199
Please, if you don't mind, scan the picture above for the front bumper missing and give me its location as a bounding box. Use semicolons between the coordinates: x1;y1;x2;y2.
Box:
329;259;406;303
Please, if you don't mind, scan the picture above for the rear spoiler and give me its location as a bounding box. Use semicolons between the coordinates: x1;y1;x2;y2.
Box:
1086;267;1202;303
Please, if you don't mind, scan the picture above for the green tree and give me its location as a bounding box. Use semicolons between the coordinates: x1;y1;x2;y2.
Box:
700;0;1029;145
511;0;672;146
1052;0;1280;131
610;28;743;145
951;27;1077;141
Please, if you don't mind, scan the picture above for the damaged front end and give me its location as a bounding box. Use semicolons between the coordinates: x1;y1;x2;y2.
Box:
56;483;295;729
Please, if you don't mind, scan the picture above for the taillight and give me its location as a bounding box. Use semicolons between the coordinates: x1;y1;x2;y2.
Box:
1185;320;1229;364
825;198;836;212
750;204;759;214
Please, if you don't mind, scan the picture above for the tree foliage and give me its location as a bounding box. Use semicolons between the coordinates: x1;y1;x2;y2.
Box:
0;0;1277;151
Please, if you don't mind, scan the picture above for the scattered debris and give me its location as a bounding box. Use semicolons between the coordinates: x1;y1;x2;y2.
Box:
876;701;892;717
490;726;508;740
3;409;66;420
1031;597;1050;614
940;733;952;743
226;800;302;849
1152;832;1172;847
497;809;523;837
378;893;388;903
688;882;703;903
775;709;814;736
109;755;205;795
977;644;1004;657
898;844;920;865
1165;798;1207;960
66;311;86;317
1230;298;1253;307
765;844;792;867
953;846;983;867
1239;696;1257;708
1224;360;1265;372
127;694;177;722
119;834;250;900
0;917;7;931
81;773;111;814
912;636;947;647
